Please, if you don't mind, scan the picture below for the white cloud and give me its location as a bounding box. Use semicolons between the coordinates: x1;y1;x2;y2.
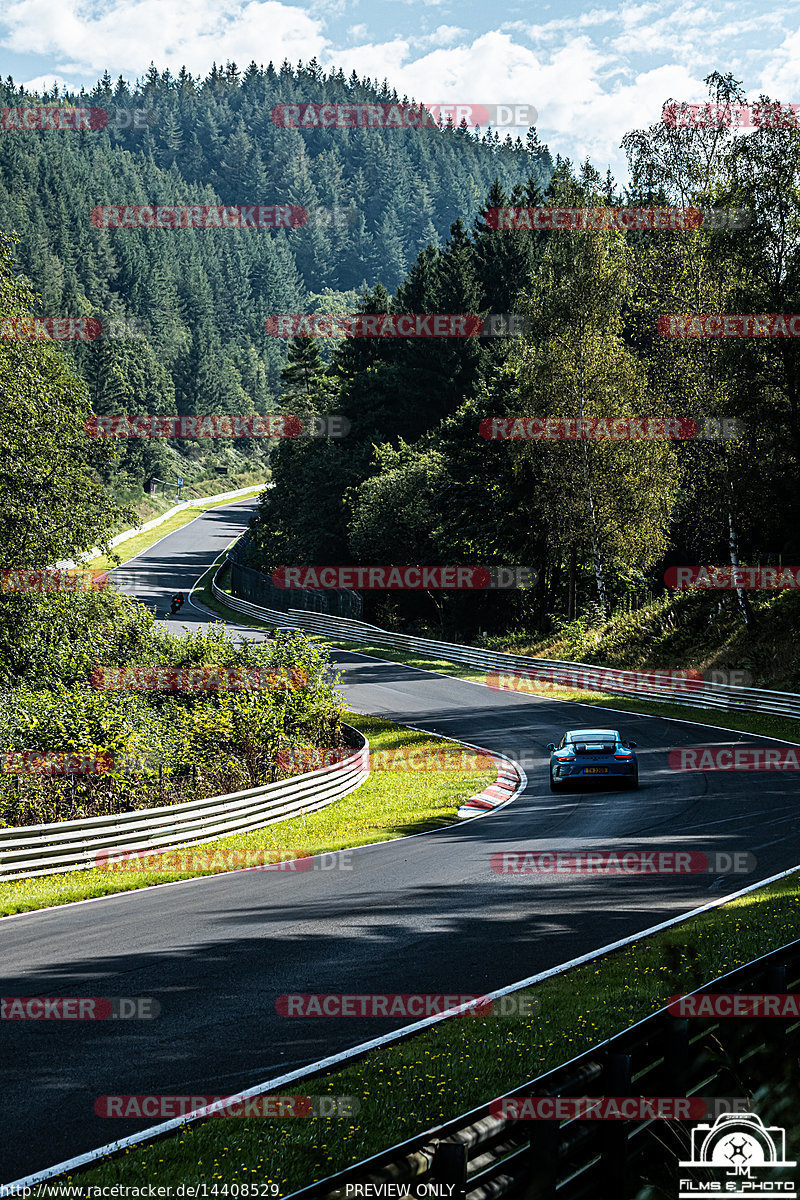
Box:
2;0;797;182
610;3;770;61
334;30;547;106
504;8;621;42
412;25;468;49
20;73;79;93
758;27;800;99
2;0;330;77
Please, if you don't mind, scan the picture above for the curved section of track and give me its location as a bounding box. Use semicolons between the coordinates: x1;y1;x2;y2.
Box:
2;499;798;1180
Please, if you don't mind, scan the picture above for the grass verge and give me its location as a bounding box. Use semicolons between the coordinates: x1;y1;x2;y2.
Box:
87;485;268;572
61;870;800;1192
0;714;495;918
322;639;800;744
31;576;798;1189
494;589;800;695
200;575;800;747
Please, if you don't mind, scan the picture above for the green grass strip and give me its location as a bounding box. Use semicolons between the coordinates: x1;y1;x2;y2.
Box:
88;484;267;573
200;573;800;747
0;715;496;917
63;871;800;1192
87;512;207;572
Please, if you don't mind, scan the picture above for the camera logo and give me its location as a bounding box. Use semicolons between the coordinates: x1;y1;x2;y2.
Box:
679;1113;795;1198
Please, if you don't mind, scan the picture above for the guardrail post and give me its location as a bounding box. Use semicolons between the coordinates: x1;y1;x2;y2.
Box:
431;1138;467;1199
599;1052;631;1199
521;1121;559;1199
762;961;789;1073
766;962;787;993
666;1017;689;1094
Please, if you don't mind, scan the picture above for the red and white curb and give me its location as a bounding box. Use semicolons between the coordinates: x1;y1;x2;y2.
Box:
458;755;522;818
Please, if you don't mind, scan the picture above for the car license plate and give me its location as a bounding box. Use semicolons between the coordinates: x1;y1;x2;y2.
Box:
584;767;608;774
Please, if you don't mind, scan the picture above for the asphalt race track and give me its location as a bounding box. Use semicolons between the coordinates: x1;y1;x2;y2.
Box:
2;499;799;1180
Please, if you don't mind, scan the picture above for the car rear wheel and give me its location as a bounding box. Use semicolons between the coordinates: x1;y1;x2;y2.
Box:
624;771;639;790
550;769;565;792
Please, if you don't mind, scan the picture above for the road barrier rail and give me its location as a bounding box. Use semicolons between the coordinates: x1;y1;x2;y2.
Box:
227;536;363;618
55;481;270;569
285;939;800;1200
13;867;800;1192
214;565;800;721
0;726;368;882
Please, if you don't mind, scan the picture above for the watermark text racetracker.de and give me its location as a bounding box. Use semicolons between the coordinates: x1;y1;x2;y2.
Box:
670;746;800;770
666;565;800;589
276;746;496;772
89;664;308;692
276;993;539;1017
479;416;744;440
491;850;756;875
1;567;109;594
94;1094;359;1118
1;750;114;776
85;414;351;439
265;314;528;338
487;665;707;696
0;106;155;132
1;317;103;341
659;313;800;336
94;848;353;873
91;205;307;230
271;102;538;128
484;206;750;231
2;996;159;1019
490;1096;749;1120
669;992;800;1017
272;566;534;589
89;203;355;233
663;99;800;127
487;666;752;695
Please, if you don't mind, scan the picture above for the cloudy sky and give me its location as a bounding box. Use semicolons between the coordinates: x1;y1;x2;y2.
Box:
2;0;800;181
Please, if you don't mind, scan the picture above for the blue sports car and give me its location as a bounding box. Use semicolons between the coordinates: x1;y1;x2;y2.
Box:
546;728;639;792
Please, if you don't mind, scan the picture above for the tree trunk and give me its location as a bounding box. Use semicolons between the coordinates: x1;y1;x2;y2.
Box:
567;544;577;621
726;473;754;628
578;356;611;620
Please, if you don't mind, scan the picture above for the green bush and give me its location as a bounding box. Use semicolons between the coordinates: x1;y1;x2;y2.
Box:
0;607;346;825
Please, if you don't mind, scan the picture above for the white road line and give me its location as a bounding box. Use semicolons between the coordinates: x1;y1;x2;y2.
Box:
10;860;800;1190
679;807;795;832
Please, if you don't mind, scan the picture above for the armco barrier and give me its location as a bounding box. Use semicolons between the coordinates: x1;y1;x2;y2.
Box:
285;939;800;1200
0;726;368;882
55;481;270;569
15;882;800;1193
213;566;800;722
228;534;363;618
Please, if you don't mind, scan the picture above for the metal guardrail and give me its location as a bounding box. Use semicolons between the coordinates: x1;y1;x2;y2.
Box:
13;865;800;1191
55;482;270;569
227;537;363;618
286;940;800;1200
0;727;369;882
214;567;800;722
